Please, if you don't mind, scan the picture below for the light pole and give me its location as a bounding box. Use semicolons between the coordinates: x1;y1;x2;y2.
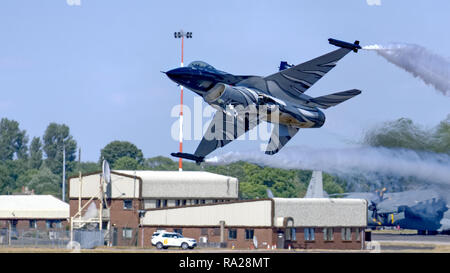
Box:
174;30;193;171
62;144;66;202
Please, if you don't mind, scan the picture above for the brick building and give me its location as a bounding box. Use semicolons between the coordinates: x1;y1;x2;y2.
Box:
0;195;69;244
140;198;367;250
68;170;239;246
68;170;367;250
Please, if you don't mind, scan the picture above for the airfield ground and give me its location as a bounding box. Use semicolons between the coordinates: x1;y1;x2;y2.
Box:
1;230;450;253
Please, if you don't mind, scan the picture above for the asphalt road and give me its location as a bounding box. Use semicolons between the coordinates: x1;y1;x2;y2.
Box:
372;233;450;245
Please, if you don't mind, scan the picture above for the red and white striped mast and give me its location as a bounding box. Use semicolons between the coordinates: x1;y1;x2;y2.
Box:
174;30;192;171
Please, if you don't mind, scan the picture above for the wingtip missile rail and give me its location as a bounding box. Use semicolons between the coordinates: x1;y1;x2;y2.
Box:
328;38;362;53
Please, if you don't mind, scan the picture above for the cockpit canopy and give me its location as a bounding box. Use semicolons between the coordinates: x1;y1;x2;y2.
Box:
188;61;215;71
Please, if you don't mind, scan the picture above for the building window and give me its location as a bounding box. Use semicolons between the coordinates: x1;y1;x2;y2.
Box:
228;229;237;240
10;220;17;231
212;228;220;236
175;200;181;206
182;200;187;206
245;229;254;240
200;199;206;204
48;220;62;229
156;200;161;208
355;228;361;241
194;200;199;205
304;228;315;241
123;200;133;210
29;220;37;229
173;228;183;235
323;228;334;241
162;200;168;207
122;228;133;239
341;227;352;241
201;228;208;235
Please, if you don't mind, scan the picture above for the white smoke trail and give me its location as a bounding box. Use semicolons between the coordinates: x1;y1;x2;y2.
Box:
82;202;98;220
206;146;450;186
363;43;450;96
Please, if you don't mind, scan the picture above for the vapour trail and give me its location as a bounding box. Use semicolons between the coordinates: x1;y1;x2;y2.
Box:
205;146;450;186
363;43;450;96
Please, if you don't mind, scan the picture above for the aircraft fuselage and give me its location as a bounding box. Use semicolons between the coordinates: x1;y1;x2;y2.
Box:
166;61;325;129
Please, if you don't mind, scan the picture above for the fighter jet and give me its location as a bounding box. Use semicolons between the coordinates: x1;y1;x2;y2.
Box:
165;38;362;163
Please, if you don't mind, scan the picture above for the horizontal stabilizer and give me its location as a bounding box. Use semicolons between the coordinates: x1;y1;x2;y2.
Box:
171;152;205;164
307;89;361;109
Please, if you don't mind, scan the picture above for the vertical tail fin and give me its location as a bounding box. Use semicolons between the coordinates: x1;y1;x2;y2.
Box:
305;171;325;198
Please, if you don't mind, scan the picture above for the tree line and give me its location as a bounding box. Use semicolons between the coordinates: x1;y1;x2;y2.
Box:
0;118;80;196
3;115;447;200
0;117;347;200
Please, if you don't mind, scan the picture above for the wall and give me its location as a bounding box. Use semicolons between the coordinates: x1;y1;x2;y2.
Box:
0;219;68;230
69;198;141;246
69;172;140;199
141;200;273;227
284;227;363;250
140;226;363;250
140;226;274;249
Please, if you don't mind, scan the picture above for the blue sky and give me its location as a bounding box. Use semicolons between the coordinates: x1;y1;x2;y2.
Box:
0;0;449;162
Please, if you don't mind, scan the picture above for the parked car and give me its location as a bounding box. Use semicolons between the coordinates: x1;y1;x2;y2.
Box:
151;231;197;250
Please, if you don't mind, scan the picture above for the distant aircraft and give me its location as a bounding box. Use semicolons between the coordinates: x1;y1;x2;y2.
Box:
306;175;450;235
165;38;362;163
333;189;450;235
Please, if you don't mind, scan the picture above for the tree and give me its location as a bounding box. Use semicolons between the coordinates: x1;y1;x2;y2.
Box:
27;166;61;196
42;123;77;175
363;117;450;154
113;156;139;170
0;159;28;194
0;163;15;194
29;137;43;169
434;115;450;154
100;141;144;167
0;118;29;160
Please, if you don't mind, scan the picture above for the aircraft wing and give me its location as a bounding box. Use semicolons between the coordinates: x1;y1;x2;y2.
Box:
265;124;299;155
264;48;352;102
192;107;261;160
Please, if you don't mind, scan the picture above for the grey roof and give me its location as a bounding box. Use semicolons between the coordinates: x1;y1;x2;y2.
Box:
0;195;69;219
273;198;367;227
114;170;239;199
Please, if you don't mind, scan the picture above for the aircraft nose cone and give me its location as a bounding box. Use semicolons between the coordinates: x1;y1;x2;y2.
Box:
165;68;179;80
165;67;187;80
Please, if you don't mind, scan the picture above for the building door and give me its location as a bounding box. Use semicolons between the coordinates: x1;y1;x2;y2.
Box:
112;227;118;246
283;217;295;249
276;230;285;249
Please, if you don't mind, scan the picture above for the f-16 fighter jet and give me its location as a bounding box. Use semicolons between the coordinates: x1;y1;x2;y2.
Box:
166;38;362;163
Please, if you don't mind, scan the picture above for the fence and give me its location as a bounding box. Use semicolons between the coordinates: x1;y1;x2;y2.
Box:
73;229;106;249
0;228;70;248
0;228;110;249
